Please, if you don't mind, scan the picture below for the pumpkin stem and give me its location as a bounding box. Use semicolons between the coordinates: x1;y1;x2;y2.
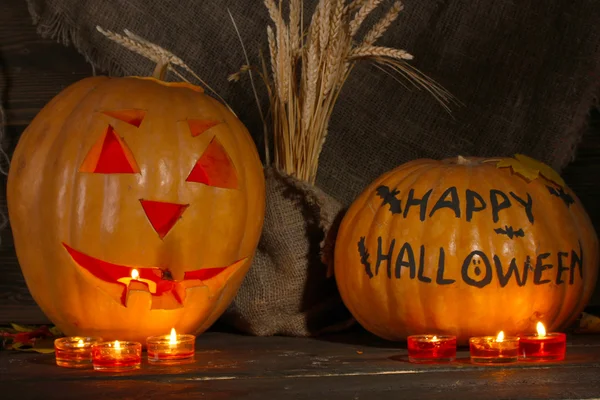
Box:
161;269;174;281
457;155;471;165
152;61;169;80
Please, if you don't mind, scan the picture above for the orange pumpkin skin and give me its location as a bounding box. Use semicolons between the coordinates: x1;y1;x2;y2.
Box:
7;76;265;343
334;156;599;344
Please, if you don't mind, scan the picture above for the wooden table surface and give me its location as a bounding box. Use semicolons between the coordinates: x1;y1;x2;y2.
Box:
2;330;600;400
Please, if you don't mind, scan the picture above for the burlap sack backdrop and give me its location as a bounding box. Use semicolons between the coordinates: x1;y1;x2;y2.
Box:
23;0;600;335
222;167;353;336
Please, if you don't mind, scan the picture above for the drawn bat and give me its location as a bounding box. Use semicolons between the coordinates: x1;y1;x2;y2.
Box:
376;185;402;214
494;225;525;239
357;237;373;278
546;185;574;207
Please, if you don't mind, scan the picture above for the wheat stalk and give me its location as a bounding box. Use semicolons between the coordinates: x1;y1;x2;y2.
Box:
349;45;413;60
289;0;302;53
362;1;403;45
349;0;384;37
96;26;235;115
230;0;456;184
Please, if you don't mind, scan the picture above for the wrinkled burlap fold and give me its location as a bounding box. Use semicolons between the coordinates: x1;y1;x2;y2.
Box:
221;167;354;336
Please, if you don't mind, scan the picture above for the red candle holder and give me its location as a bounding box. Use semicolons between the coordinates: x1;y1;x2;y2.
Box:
146;329;195;365
469;332;519;364
92;340;142;372
54;336;103;368
519;332;566;362
407;335;457;363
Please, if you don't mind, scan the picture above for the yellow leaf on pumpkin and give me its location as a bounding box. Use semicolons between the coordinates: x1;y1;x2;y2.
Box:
493;154;565;188
495;158;540;181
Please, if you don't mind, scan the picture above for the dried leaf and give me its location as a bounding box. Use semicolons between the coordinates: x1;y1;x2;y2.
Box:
1;323;62;352
514;154;566;187
18;348;56;354
494;154;566;188
10;323;37;332
11;340;55;354
49;326;63;336
578;312;600;333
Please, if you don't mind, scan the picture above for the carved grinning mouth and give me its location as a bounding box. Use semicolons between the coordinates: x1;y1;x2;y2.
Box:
63;243;246;310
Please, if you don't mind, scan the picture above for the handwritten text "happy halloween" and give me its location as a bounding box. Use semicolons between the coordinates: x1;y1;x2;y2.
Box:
357;237;584;288
375;186;534;223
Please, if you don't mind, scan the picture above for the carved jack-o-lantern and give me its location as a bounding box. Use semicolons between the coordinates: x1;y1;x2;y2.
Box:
7;76;265;343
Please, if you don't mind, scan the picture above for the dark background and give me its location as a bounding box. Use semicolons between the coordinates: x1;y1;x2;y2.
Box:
1;0;599;325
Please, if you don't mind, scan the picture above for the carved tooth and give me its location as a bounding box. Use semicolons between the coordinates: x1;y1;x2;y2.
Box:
125;281;153;310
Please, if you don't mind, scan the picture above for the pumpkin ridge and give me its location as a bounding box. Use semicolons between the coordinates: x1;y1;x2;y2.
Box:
368;163;432;336
480;163;512;332
393;163;439;333
414;165;447;334
528;171;573;329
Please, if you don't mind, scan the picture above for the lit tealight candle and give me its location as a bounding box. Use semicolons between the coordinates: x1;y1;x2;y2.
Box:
407;334;457;363
91;340;142;372
469;331;520;364
54;336;103;368
519;322;566;362
117;268;157;293
146;328;195;365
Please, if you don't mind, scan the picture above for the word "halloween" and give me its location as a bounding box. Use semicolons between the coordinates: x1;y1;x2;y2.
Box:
376;185;534;224
357;237;584;288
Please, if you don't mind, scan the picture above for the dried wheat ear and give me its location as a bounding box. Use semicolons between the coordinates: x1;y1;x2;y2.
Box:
229;0;456;184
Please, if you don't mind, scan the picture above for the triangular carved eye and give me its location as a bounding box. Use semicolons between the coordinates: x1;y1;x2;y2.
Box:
80;125;140;174
102;109;146;128
187;119;221;137
186;137;237;189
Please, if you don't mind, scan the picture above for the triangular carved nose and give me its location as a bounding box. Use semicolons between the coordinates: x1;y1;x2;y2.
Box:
140;199;189;239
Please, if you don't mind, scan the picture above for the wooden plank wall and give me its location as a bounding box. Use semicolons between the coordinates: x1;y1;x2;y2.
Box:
1;0;600;324
1;0;95;323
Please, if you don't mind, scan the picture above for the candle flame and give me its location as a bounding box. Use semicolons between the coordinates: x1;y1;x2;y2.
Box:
114;340;121;349
77;339;84;347
131;269;139;279
496;331;505;342
169;328;178;345
536;321;546;337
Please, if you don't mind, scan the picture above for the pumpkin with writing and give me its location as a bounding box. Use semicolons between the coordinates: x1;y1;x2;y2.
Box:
334;155;599;344
7;75;265;343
